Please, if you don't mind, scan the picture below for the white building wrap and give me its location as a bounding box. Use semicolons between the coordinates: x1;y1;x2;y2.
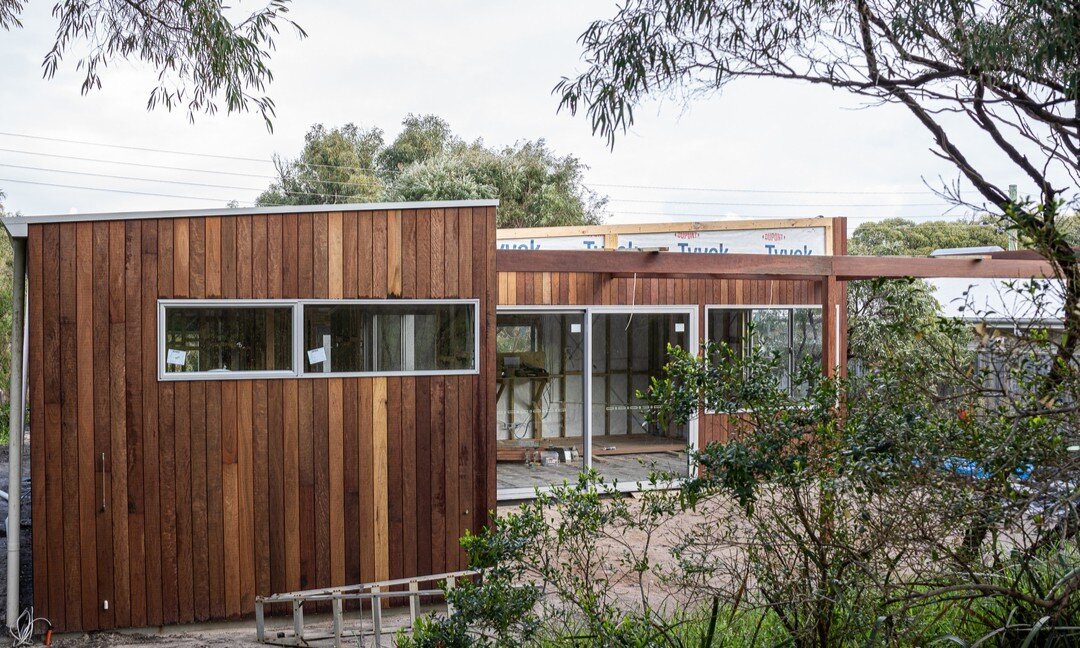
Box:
497;235;605;250
498;226;828;255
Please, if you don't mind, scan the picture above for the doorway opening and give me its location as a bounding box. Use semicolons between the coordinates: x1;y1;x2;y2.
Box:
496;307;696;499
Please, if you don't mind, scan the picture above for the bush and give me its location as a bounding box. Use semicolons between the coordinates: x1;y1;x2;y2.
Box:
402;280;1080;647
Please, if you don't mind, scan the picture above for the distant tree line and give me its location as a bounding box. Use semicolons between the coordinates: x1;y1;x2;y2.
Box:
256;115;608;229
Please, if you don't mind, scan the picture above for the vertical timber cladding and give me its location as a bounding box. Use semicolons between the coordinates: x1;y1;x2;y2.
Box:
27;205;497;632
495;217;848;447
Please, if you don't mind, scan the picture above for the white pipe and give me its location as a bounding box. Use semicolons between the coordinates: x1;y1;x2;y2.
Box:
6;235;26;628
20;288;26;435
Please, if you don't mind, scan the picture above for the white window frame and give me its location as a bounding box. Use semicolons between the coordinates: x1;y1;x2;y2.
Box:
158;298;481;381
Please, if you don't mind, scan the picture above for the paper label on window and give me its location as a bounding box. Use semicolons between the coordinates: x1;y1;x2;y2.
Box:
166;349;187;366
307;347;327;365
675;323;685;332
570;323;582;333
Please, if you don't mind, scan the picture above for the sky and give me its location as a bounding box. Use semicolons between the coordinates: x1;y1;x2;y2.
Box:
0;0;1045;228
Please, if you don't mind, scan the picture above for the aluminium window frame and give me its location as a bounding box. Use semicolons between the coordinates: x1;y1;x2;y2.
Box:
299;298;481;378
157;299;299;381
158;298;481;381
494;304;699;502
703;304;824;407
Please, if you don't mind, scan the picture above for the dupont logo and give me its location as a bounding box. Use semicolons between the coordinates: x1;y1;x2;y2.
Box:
761;232;786;241
674;231;699;239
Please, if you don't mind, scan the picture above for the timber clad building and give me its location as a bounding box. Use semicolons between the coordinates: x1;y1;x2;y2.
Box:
4;200;859;632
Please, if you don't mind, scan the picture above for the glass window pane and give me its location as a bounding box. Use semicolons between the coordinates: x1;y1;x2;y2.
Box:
303;303;475;374
375;312;404;371
304;304;369;373
164;306;293;374
791;308;823;397
414;307;476;371
792;308;822;368
706;309;748;359
751;309;792;391
496;312;587;492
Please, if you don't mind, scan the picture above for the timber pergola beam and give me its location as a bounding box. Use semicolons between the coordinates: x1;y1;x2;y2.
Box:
497;250;834;281
830;255;1055;280
496;250;1056;281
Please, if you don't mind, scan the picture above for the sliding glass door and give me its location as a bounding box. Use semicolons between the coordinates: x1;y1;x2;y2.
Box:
496;307;697;499
590;310;692;485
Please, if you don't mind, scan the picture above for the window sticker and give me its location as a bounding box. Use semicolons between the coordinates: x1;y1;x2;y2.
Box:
307;347;327;365
570;323;582;333
166;349;187;366
675;322;685;333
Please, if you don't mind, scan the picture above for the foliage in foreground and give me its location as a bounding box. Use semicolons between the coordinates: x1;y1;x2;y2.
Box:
0;193;14;443
0;0;305;128
399;472;724;648
403;279;1080;647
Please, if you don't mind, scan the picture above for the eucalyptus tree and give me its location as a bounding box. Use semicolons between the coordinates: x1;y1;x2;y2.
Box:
377;114;461;176
262;115;608;228
385;139;607;229
557;0;1080;383
555;7;1080;640
0;0;305;128
257;123;385;206
847;217;1005;369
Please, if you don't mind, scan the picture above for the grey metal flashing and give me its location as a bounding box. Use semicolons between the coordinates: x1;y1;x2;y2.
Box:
930;245;1005;257
0;199;501;238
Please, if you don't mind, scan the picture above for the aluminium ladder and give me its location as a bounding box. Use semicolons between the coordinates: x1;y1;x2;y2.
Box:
254;569;479;647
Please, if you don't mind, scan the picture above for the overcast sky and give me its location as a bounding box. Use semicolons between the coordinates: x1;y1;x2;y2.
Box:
0;0;1042;227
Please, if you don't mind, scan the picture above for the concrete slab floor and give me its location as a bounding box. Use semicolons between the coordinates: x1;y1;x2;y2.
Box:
497;450;688;492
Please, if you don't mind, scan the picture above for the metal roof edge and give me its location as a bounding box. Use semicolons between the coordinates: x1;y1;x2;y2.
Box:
2;219;26;239
1;199;501;237
930;245;1006;257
